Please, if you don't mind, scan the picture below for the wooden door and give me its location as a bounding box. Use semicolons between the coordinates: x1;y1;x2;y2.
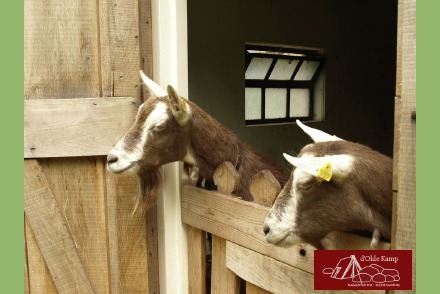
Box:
24;1;159;293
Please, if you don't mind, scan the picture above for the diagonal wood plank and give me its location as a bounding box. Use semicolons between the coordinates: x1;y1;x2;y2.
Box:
24;160;94;294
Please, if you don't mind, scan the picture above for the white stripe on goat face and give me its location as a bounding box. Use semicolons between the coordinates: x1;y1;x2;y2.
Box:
107;101;169;174
263;155;314;247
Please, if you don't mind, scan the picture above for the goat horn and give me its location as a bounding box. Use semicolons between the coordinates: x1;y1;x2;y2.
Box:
139;70;167;97
296;120;343;142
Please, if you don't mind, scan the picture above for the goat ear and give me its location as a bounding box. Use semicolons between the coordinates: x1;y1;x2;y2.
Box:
167;85;192;126
139;70;167;98
283;153;353;182
296;120;343;142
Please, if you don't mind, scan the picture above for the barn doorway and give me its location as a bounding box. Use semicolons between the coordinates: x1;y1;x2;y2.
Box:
188;0;398;165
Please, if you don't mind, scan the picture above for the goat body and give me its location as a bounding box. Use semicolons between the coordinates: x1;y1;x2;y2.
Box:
264;121;392;249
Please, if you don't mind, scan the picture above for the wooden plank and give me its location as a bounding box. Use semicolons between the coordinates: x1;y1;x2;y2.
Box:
139;0;154;100
108;0;142;98
25;217;58;294
391;191;399;250
246;282;272;294
24;222;30;294
24;0;100;99
181;185;389;275
105;172;155;294
98;0;112;97
145;206;160;294
39;157;111;293
211;235;240;294
24;160;94;293
24;97;139;158
213;161;240;195
393;96;402;192
226;242;361;294
394;0;416;292
187;226;206;294
395;0;404;98
250;170;281;207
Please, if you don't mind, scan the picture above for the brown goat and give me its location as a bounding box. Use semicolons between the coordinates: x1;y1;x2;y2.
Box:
107;71;289;213
263;121;392;249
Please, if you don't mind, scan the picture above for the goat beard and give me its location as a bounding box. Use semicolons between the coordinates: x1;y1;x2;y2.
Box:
133;168;162;216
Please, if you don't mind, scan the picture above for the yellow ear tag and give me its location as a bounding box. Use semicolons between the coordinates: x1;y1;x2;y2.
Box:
317;162;332;182
181;98;187;112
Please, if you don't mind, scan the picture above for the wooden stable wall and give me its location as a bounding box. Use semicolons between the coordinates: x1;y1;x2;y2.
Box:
24;1;159;293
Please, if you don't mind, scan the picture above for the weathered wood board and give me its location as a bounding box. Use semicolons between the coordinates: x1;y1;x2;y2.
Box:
24;0;157;292
24;97;139;158
24;160;95;293
393;0;416;293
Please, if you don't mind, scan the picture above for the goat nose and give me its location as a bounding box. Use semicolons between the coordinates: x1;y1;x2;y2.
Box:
107;153;118;164
263;224;270;236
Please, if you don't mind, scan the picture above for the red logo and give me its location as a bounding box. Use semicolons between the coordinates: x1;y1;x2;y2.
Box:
314;250;412;290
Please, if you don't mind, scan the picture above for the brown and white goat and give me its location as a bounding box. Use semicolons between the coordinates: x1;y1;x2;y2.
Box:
107;71;289;213
263;121;392;249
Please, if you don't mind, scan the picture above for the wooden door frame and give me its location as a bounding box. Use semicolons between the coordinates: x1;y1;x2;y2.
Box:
151;0;189;293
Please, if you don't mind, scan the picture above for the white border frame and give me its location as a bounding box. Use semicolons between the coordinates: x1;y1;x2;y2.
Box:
151;0;188;293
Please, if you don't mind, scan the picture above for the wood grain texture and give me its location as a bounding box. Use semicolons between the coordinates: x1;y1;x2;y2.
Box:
394;0;416;292
187;226;206;294
24;224;30;294
145;206;160;294
246;282;272;294
39;157;111;293
250;170;281;207
181;185;388;275
24;0;154;293
98;0;112;97
24;160;94;293
24;97;139;158
393;96;402;192
226;242;363;294
210;235;240;294
213;161;240;195
395;0;404;98
25;217;58;294
24;0;100;99
108;0;142;98
105;172;154;294
139;0;154;100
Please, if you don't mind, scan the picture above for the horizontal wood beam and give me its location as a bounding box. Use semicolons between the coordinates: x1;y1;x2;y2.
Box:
181;185;389;275
226;242;373;294
226;241;385;294
226;241;317;294
24;97;140;158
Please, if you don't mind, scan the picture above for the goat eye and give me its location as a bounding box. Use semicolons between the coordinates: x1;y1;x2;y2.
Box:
302;184;311;191
298;182;312;192
153;125;166;132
